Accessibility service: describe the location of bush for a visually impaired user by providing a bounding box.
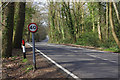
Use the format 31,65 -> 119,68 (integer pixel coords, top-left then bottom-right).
62,38 -> 74,44
99,39 -> 116,48
76,32 -> 99,47
76,32 -> 118,49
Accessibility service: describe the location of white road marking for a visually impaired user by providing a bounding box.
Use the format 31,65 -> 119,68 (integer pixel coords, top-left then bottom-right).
87,54 -> 117,63
64,45 -> 118,64
62,46 -> 117,64
86,48 -> 118,55
88,55 -> 97,58
103,59 -> 108,60
110,61 -> 117,63
27,43 -> 79,79
74,51 -> 78,52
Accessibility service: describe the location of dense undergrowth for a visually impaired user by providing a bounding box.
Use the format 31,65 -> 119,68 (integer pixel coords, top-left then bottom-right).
49,32 -> 120,53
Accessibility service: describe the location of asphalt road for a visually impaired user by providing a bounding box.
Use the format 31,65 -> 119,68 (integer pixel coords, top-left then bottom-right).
29,42 -> 119,79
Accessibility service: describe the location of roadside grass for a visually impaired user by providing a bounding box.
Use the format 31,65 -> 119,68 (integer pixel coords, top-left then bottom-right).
103,47 -> 120,53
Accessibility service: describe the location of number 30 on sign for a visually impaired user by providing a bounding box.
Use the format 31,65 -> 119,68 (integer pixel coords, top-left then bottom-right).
28,23 -> 38,33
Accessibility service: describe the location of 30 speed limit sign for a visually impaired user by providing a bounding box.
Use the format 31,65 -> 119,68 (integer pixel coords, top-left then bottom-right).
28,23 -> 38,33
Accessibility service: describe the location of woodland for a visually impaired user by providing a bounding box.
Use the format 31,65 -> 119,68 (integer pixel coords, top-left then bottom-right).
1,1 -> 120,58
2,2 -> 47,57
48,2 -> 120,52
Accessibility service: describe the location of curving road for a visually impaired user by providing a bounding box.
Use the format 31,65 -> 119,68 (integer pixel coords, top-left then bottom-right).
29,42 -> 119,79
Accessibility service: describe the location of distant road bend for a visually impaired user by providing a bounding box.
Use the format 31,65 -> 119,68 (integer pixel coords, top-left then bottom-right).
28,42 -> 119,79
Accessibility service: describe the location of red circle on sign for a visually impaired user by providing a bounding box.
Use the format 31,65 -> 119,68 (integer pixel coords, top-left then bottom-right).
28,23 -> 38,33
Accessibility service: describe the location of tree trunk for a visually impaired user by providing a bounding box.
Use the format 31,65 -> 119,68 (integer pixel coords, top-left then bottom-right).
109,2 -> 120,48
0,2 -> 2,52
0,2 -> 2,27
27,31 -> 30,42
61,7 -> 65,40
113,2 -> 120,24
106,2 -> 109,39
118,2 -> 120,16
14,2 -> 26,48
92,9 -> 95,32
2,2 -> 15,57
81,6 -> 84,33
63,2 -> 76,43
98,3 -> 102,41
49,2 -> 55,42
98,20 -> 102,41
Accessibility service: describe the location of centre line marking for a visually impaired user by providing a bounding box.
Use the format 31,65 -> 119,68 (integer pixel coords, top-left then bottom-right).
27,43 -> 79,79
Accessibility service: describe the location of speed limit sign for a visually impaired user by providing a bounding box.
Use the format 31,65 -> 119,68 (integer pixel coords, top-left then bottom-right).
28,23 -> 38,33
28,23 -> 38,70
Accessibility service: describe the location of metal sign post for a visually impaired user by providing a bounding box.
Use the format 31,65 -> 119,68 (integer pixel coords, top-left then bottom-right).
32,33 -> 36,69
28,23 -> 38,70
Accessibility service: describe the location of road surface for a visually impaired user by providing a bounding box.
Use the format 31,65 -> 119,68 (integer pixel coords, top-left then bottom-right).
29,42 -> 119,79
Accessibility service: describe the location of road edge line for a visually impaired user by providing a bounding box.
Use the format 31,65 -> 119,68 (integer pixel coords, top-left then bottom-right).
27,43 -> 79,79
